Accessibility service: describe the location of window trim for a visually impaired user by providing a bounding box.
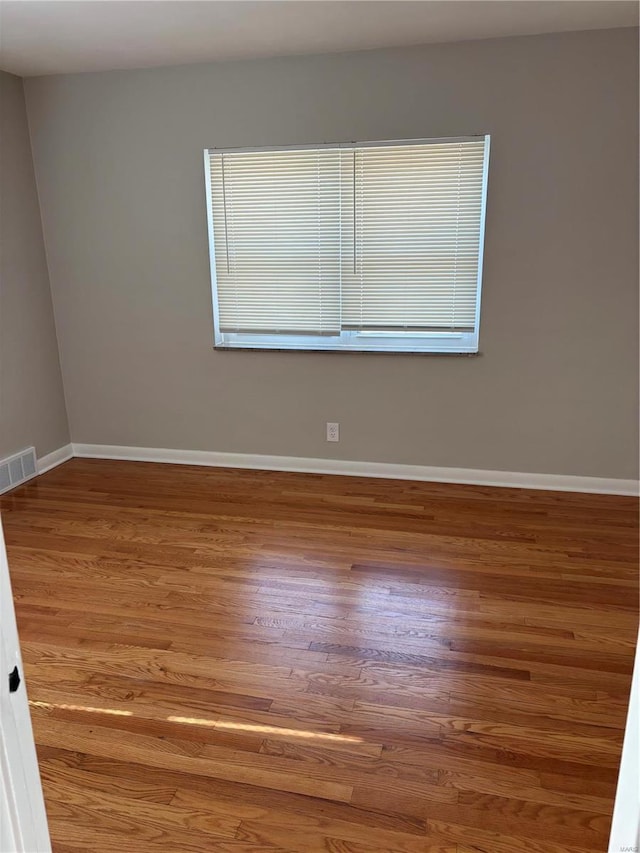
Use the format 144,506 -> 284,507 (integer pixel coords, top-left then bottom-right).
215,330 -> 478,353
204,135 -> 490,354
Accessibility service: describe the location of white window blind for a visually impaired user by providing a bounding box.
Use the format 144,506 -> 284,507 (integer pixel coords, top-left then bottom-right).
205,136 -> 490,352
208,148 -> 342,335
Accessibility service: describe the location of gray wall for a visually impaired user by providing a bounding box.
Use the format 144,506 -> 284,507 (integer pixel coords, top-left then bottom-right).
0,71 -> 69,460
24,28 -> 639,478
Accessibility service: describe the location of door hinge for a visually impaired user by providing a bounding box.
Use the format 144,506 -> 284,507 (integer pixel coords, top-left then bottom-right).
8,665 -> 20,693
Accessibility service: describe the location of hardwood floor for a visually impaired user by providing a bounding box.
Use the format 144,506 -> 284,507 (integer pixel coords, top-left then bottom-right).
1,458 -> 638,853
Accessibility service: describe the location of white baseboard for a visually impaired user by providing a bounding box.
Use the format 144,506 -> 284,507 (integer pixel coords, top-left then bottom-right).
70,443 -> 639,496
37,443 -> 74,475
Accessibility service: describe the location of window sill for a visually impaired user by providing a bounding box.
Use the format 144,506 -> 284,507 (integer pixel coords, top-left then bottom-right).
213,346 -> 482,356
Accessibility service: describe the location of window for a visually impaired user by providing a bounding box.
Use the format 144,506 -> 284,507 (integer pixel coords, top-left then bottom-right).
204,136 -> 490,353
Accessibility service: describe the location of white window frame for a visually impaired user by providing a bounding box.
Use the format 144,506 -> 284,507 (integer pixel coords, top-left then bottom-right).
204,136 -> 490,354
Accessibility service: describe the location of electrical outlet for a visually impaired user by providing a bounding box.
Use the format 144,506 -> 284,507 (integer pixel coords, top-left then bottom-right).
326,422 -> 340,442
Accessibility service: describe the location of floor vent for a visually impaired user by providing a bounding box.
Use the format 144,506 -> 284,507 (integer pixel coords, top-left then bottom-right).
0,447 -> 38,495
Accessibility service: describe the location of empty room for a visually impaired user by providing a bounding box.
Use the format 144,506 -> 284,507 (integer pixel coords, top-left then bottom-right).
0,1 -> 638,851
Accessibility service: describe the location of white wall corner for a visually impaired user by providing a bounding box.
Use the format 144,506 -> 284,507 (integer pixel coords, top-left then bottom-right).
70,443 -> 640,497
37,443 -> 74,475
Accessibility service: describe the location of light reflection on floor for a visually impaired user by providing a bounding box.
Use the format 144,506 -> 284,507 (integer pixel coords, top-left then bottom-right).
30,700 -> 133,717
29,699 -> 363,743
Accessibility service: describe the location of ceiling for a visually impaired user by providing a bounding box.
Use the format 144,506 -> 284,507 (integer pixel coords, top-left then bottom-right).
0,0 -> 637,77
